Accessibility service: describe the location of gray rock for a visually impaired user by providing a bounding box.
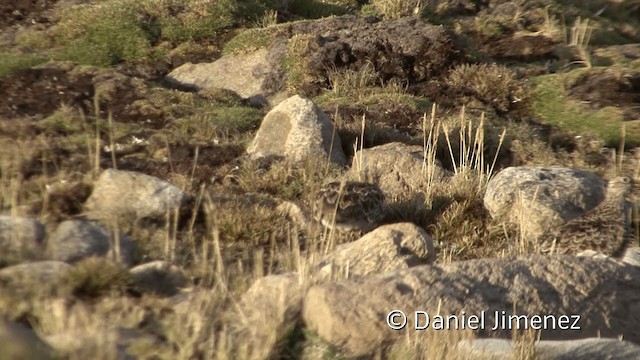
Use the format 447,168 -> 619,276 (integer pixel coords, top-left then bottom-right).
84,169 -> 189,221
165,45 -> 288,107
348,142 -> 449,199
0,216 -> 46,261
246,95 -> 346,166
130,261 -> 186,296
483,167 -> 606,240
229,273 -> 304,360
303,255 -> 640,357
318,222 -> 435,280
0,319 -> 53,360
457,338 -> 640,360
44,327 -> 158,360
47,220 -> 134,265
0,261 -> 71,284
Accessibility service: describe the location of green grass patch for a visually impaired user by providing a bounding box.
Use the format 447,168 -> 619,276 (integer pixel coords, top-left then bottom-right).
159,0 -> 237,42
0,52 -> 48,78
530,70 -> 640,147
173,105 -> 263,143
54,2 -> 152,66
223,27 -> 277,55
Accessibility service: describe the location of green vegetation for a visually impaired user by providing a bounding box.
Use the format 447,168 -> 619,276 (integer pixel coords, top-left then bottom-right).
0,52 -> 48,78
530,70 -> 640,147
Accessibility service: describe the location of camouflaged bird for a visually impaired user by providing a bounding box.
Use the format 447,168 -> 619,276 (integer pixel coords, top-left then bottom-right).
538,176 -> 636,257
313,181 -> 385,232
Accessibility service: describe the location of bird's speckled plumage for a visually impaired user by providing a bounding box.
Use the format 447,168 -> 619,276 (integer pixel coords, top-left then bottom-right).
539,176 -> 636,257
313,181 -> 385,232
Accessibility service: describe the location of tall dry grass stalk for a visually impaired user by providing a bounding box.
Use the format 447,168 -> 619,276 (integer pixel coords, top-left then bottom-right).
565,16 -> 593,68
442,107 -> 506,190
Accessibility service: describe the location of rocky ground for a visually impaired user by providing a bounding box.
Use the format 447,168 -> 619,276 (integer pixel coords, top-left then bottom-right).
1,0 -> 640,359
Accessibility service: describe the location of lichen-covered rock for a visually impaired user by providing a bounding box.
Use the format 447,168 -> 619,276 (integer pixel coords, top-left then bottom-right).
318,222 -> 434,280
483,166 -> 606,240
304,255 -> 640,357
246,95 -> 346,165
348,142 -> 449,199
84,169 -> 189,222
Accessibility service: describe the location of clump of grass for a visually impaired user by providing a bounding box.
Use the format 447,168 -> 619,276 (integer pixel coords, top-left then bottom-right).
369,0 -> 421,19
59,257 -> 132,298
283,34 -> 315,93
562,16 -> 593,68
172,105 -> 263,143
286,0 -> 356,18
223,27 -> 278,55
53,2 -> 152,66
157,0 -> 237,42
447,63 -> 526,113
50,0 -> 252,66
0,52 -> 48,78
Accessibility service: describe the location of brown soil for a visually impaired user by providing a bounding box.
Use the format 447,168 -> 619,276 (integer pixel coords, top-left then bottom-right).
118,143 -> 245,187
0,0 -> 58,29
568,69 -> 640,120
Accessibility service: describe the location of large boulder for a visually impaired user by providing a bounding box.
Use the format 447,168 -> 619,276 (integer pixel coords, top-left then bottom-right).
246,95 -> 346,165
303,255 -> 640,357
165,45 -> 288,107
46,220 -> 135,265
84,169 -> 189,222
348,142 -> 449,199
483,167 -> 606,240
457,338 -> 640,360
317,222 -> 435,280
0,216 -> 46,262
229,273 -> 304,360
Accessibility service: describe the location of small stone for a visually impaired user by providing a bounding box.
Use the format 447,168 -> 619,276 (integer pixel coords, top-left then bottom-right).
130,261 -> 186,296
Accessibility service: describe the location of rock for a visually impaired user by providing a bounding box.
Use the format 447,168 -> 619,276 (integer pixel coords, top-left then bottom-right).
130,261 -> 186,296
457,338 -> 640,360
84,169 -> 189,221
317,223 -> 434,280
483,166 -> 606,240
44,327 -> 158,360
303,255 -> 640,357
165,45 -> 288,107
229,273 -> 304,360
348,142 -> 449,199
47,220 -> 134,265
0,261 -> 71,285
0,319 -> 53,360
621,247 -> 640,267
0,216 -> 46,261
246,95 -> 346,165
